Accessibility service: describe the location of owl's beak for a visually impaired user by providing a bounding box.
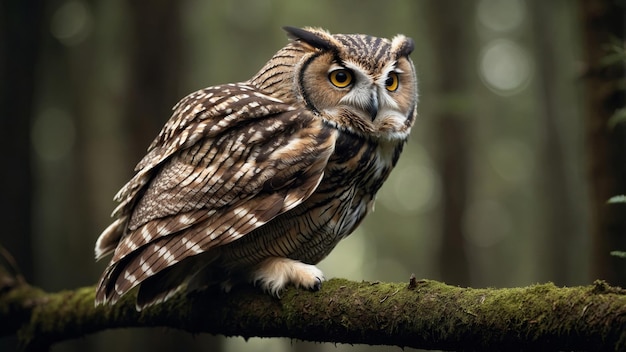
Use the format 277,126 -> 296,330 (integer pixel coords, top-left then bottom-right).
366,93 -> 379,121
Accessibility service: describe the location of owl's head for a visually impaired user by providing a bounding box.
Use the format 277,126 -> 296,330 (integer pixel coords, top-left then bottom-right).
251,26 -> 418,141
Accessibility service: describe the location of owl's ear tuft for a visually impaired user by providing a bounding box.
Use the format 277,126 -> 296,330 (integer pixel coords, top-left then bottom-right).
401,38 -> 415,56
392,34 -> 415,57
283,26 -> 334,51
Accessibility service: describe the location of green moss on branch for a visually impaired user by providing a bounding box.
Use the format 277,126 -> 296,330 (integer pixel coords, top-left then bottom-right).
1,278 -> 625,351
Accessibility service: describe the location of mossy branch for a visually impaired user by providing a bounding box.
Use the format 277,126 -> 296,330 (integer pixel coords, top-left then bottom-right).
1,277 -> 626,351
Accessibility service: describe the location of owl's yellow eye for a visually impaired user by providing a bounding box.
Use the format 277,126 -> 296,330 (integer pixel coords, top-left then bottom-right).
385,72 -> 399,92
329,69 -> 353,88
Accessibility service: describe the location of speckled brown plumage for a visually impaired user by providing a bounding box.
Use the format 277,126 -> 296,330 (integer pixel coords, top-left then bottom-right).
95,26 -> 418,310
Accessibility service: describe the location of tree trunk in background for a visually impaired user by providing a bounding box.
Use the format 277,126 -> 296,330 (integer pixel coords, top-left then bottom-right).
125,0 -> 185,160
580,0 -> 626,286
0,1 -> 44,351
0,0 -> 44,285
425,0 -> 473,287
530,0 -> 581,285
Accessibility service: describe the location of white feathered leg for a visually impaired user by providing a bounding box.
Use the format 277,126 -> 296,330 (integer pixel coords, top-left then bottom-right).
250,257 -> 325,296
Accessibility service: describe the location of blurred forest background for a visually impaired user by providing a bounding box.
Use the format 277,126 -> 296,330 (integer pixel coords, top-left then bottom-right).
1,0 -> 625,351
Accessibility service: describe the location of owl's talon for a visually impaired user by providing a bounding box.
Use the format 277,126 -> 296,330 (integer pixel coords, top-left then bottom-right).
251,257 -> 325,295
312,277 -> 323,291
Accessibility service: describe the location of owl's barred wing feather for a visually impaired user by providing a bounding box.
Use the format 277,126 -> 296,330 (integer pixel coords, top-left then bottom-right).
95,83 -> 337,306
112,84 -> 290,218
95,83 -> 312,259
112,116 -> 334,265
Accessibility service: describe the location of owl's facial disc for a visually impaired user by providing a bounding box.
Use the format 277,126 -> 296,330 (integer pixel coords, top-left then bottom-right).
293,31 -> 416,139
336,65 -> 398,122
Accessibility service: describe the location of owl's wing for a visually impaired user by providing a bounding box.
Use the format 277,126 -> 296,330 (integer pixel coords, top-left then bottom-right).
95,83 -> 336,305
114,84 -> 298,219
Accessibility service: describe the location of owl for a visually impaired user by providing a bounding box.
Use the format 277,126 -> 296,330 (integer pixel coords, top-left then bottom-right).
95,26 -> 417,310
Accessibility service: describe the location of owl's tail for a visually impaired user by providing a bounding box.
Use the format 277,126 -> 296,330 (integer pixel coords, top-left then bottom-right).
95,250 -> 219,311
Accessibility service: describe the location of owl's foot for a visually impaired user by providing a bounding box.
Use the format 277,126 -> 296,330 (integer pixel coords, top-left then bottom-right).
251,257 -> 325,296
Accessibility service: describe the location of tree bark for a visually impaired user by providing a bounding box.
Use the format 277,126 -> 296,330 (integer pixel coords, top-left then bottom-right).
124,0 -> 184,160
2,275 -> 625,351
0,0 -> 45,285
425,0 -> 473,287
580,0 -> 626,286
530,0 -> 584,285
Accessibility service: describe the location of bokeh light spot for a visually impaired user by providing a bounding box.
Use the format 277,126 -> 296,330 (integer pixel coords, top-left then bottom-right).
477,0 -> 526,33
479,39 -> 532,96
51,1 -> 93,46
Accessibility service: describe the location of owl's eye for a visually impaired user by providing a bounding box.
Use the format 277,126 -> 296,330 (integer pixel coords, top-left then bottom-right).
329,69 -> 353,88
385,72 -> 399,92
